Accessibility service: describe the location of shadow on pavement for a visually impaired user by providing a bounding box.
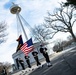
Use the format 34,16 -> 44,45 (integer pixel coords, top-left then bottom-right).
29,48 -> 76,75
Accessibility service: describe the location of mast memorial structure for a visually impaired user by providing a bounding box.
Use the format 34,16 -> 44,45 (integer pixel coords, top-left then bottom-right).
10,3 -> 43,70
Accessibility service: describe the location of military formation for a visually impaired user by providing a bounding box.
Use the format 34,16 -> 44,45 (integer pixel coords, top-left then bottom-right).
16,45 -> 52,70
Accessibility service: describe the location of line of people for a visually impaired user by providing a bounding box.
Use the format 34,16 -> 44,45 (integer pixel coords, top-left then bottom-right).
17,45 -> 52,70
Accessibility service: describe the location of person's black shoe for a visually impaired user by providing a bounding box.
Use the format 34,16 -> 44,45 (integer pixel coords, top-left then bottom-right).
48,64 -> 52,67
32,68 -> 34,70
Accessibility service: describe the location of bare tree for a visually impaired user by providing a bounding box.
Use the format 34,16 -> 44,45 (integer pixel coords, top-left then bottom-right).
53,39 -> 63,52
64,0 -> 76,8
0,22 -> 7,44
67,35 -> 73,41
32,24 -> 55,42
0,62 -> 12,74
45,3 -> 76,42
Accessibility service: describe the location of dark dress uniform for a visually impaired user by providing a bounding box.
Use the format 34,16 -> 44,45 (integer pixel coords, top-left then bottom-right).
16,58 -> 19,69
40,47 -> 50,63
40,46 -> 52,67
32,51 -> 41,66
1,67 -> 7,75
24,56 -> 31,68
18,58 -> 25,70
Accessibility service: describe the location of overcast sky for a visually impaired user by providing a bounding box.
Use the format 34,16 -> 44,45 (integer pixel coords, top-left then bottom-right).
0,0 -> 72,64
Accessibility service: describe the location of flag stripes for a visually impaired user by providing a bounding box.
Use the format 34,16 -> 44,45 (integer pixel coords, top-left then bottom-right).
20,38 -> 34,56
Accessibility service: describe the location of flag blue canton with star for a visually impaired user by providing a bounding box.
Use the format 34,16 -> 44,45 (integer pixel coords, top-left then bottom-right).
20,38 -> 34,56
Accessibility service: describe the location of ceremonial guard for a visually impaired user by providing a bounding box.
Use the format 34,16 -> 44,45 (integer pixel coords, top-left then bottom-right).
40,45 -> 52,67
32,51 -> 42,67
18,58 -> 25,70
24,56 -> 31,68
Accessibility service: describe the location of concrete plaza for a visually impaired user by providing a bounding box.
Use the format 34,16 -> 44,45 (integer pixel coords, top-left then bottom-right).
12,46 -> 76,75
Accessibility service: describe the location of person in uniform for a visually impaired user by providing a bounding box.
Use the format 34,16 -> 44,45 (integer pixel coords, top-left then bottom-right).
24,56 -> 31,68
32,51 -> 42,67
16,58 -> 19,70
1,67 -> 7,75
18,58 -> 25,70
40,45 -> 52,67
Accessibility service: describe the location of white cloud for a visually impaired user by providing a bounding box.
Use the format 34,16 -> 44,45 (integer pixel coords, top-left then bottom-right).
0,0 -> 73,64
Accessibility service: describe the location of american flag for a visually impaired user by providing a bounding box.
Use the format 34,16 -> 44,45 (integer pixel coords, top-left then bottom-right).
20,38 -> 34,56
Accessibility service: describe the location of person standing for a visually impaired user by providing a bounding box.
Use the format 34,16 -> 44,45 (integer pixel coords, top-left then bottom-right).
1,67 -> 7,75
24,56 -> 31,68
32,51 -> 42,67
16,58 -> 19,70
18,58 -> 25,70
40,45 -> 52,67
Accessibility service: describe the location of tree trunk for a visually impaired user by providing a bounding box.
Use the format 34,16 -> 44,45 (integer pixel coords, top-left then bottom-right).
70,30 -> 76,42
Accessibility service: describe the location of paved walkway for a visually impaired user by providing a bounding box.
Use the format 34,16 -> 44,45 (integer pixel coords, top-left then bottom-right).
12,46 -> 76,75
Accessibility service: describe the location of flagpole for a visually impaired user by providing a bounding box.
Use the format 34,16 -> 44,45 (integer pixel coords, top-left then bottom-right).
10,3 -> 28,41
16,13 -> 28,40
